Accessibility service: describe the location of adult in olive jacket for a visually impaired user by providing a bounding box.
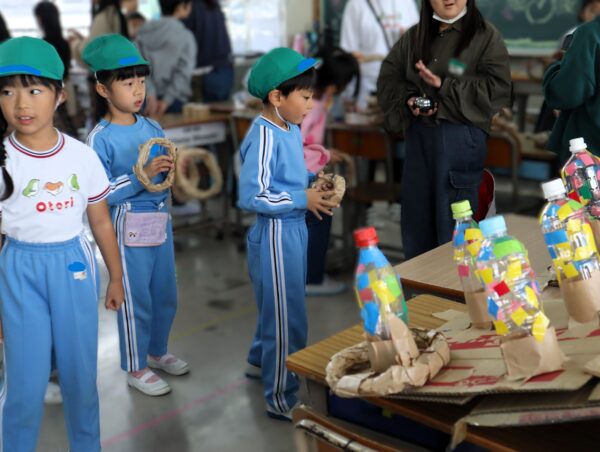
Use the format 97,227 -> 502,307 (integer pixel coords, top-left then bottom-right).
377,0 -> 511,259
544,15 -> 600,163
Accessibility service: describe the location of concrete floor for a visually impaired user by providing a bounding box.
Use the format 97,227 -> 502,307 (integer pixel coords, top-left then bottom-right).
37,215 -> 361,452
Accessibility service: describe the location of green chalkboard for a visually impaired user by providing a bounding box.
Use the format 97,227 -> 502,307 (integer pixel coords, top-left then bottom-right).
477,0 -> 580,55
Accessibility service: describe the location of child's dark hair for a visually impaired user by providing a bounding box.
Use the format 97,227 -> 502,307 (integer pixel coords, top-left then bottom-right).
160,0 -> 192,16
94,64 -> 151,121
262,68 -> 317,105
314,48 -> 360,99
0,75 -> 62,200
127,12 -> 146,22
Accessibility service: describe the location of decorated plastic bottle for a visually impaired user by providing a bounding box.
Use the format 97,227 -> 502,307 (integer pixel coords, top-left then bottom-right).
353,227 -> 408,338
561,137 -> 600,218
540,178 -> 600,282
452,200 -> 484,292
451,200 -> 492,328
476,216 -> 549,342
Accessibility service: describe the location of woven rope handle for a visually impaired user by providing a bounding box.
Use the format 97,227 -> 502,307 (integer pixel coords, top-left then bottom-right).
133,137 -> 177,193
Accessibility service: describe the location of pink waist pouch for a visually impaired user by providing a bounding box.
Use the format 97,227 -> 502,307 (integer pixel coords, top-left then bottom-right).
124,212 -> 168,247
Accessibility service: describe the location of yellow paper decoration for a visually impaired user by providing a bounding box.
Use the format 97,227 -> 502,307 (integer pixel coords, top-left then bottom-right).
564,263 -> 579,279
478,268 -> 494,285
566,218 -> 582,233
555,242 -> 573,260
467,241 -> 482,257
465,228 -> 483,241
372,280 -> 395,305
532,312 -> 550,343
524,285 -> 539,309
493,320 -> 510,336
583,223 -> 597,250
368,270 -> 378,285
511,307 -> 528,326
454,249 -> 465,261
506,261 -> 522,281
557,204 -> 574,222
574,246 -> 594,261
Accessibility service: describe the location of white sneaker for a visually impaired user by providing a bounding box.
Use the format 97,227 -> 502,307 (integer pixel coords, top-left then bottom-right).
366,206 -> 386,228
127,370 -> 171,396
244,363 -> 262,380
148,353 -> 190,376
306,275 -> 347,297
388,203 -> 401,222
44,382 -> 63,405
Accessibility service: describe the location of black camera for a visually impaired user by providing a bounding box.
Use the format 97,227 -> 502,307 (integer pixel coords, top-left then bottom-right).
414,96 -> 433,112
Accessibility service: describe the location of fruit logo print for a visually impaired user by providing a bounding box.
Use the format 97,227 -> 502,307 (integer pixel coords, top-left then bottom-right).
22,174 -> 81,213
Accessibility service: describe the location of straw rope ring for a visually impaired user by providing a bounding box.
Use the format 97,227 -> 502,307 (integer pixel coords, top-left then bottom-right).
133,138 -> 177,192
174,148 -> 223,200
172,160 -> 200,203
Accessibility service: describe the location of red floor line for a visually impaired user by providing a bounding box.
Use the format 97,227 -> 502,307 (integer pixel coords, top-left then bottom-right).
101,377 -> 248,449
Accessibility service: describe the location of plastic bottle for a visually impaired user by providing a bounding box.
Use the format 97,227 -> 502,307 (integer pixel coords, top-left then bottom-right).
476,216 -> 548,342
353,227 -> 408,339
451,200 -> 492,328
540,178 -> 600,282
561,137 -> 600,218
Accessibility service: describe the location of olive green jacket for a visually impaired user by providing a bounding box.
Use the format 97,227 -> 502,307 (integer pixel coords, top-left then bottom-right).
377,19 -> 512,135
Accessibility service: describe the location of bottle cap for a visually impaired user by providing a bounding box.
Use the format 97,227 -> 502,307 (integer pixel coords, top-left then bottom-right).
569,137 -> 587,153
354,226 -> 379,247
451,200 -> 473,219
541,178 -> 566,200
479,215 -> 507,238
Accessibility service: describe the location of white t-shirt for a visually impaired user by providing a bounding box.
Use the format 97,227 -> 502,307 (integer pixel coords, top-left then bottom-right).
0,131 -> 110,243
340,0 -> 419,108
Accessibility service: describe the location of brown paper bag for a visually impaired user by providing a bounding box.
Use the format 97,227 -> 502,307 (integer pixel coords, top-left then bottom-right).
464,290 -> 493,329
367,314 -> 419,372
559,271 -> 600,324
500,327 -> 566,380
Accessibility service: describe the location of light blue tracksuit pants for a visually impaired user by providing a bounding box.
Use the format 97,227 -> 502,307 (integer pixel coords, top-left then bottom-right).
0,236 -> 100,452
112,203 -> 178,372
246,213 -> 308,413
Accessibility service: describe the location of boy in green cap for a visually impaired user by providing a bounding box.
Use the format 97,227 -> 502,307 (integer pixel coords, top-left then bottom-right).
238,47 -> 338,421
84,34 -> 190,397
0,36 -> 125,451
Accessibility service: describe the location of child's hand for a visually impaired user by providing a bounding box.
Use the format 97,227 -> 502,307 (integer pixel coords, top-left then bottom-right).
105,279 -> 125,311
306,187 -> 339,220
143,155 -> 174,179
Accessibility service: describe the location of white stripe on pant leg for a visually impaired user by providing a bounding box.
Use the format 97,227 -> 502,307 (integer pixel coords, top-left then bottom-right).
79,236 -> 96,294
115,206 -> 139,371
0,348 -> 7,452
268,219 -> 284,413
120,206 -> 139,370
275,219 -> 290,412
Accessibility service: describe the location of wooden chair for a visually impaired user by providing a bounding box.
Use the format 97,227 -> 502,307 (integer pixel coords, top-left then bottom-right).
293,406 -> 410,452
326,124 -> 402,259
485,129 -> 521,206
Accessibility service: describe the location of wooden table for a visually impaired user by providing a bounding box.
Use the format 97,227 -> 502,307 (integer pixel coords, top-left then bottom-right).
395,214 -> 553,300
287,295 -> 600,451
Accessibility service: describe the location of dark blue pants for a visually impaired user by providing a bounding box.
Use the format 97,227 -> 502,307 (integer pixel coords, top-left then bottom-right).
203,64 -> 234,102
401,119 -> 487,259
305,212 -> 332,285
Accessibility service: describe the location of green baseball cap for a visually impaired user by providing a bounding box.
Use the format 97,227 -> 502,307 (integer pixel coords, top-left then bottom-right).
248,47 -> 318,100
83,34 -> 148,73
0,36 -> 64,80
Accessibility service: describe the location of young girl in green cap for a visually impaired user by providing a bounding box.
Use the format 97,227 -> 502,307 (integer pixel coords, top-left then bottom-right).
83,33 -> 189,397
0,36 -> 124,452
